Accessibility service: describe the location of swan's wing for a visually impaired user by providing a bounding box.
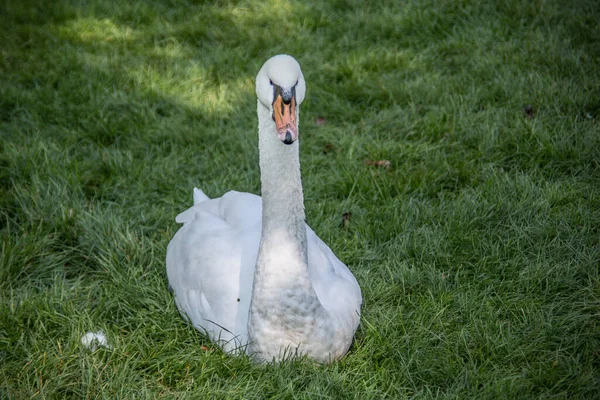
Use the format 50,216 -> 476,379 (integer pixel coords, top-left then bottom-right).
175,189 -> 262,228
306,226 -> 362,320
166,190 -> 262,351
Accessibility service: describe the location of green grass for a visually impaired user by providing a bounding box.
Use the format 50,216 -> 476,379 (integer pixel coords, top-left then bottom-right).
1,0 -> 599,398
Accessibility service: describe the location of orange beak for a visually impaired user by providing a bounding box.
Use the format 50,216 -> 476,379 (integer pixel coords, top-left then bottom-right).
272,92 -> 298,145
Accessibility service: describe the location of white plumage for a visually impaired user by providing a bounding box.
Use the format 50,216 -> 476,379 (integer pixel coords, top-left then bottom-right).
166,55 -> 362,363
81,331 -> 111,351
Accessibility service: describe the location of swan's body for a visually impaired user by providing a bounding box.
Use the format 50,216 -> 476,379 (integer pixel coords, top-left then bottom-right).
166,55 -> 362,363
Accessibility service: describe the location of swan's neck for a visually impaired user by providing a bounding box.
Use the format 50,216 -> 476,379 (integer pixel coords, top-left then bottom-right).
256,102 -> 307,264
248,102 -> 340,362
249,103 -> 326,357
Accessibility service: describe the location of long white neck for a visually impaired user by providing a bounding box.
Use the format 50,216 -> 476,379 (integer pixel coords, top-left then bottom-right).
248,102 -> 329,361
254,100 -> 309,283
248,101 -> 349,363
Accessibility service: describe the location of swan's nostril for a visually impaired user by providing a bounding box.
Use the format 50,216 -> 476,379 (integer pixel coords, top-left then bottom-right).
283,131 -> 293,145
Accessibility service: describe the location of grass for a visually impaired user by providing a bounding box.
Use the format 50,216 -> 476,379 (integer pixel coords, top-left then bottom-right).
1,0 -> 599,398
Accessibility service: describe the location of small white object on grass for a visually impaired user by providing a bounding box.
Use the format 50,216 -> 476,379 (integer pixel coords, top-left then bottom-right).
81,331 -> 111,351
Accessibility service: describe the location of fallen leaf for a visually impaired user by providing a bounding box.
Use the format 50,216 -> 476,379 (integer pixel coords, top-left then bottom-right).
323,143 -> 334,154
315,117 -> 327,126
523,104 -> 535,119
201,345 -> 210,351
364,160 -> 391,168
342,212 -> 352,229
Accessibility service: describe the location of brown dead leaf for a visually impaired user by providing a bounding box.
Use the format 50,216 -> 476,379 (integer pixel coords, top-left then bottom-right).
523,104 -> 535,119
323,143 -> 335,154
342,212 -> 352,229
201,345 -> 210,351
315,117 -> 327,126
364,160 -> 391,168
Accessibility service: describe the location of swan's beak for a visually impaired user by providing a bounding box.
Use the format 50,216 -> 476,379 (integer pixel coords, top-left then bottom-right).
272,89 -> 298,145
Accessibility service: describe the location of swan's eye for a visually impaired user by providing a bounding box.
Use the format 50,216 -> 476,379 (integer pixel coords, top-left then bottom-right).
269,79 -> 273,86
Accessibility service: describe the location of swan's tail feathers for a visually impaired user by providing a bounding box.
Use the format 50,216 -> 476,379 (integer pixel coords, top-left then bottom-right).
193,187 -> 210,204
174,188 -> 211,225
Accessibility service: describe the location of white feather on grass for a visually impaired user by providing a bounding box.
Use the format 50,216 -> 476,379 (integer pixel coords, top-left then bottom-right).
81,331 -> 111,351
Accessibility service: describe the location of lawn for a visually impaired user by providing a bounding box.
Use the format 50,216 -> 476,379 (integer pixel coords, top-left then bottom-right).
1,0 -> 599,398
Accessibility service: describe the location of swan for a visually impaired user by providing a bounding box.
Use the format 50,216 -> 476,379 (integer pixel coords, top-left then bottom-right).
166,55 -> 362,363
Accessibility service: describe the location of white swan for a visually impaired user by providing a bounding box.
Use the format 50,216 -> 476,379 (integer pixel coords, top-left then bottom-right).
166,55 -> 362,363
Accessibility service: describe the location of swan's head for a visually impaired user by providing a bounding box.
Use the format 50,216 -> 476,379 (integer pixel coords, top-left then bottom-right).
256,54 -> 306,145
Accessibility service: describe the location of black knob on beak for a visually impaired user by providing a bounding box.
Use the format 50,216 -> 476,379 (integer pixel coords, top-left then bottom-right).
281,90 -> 293,105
